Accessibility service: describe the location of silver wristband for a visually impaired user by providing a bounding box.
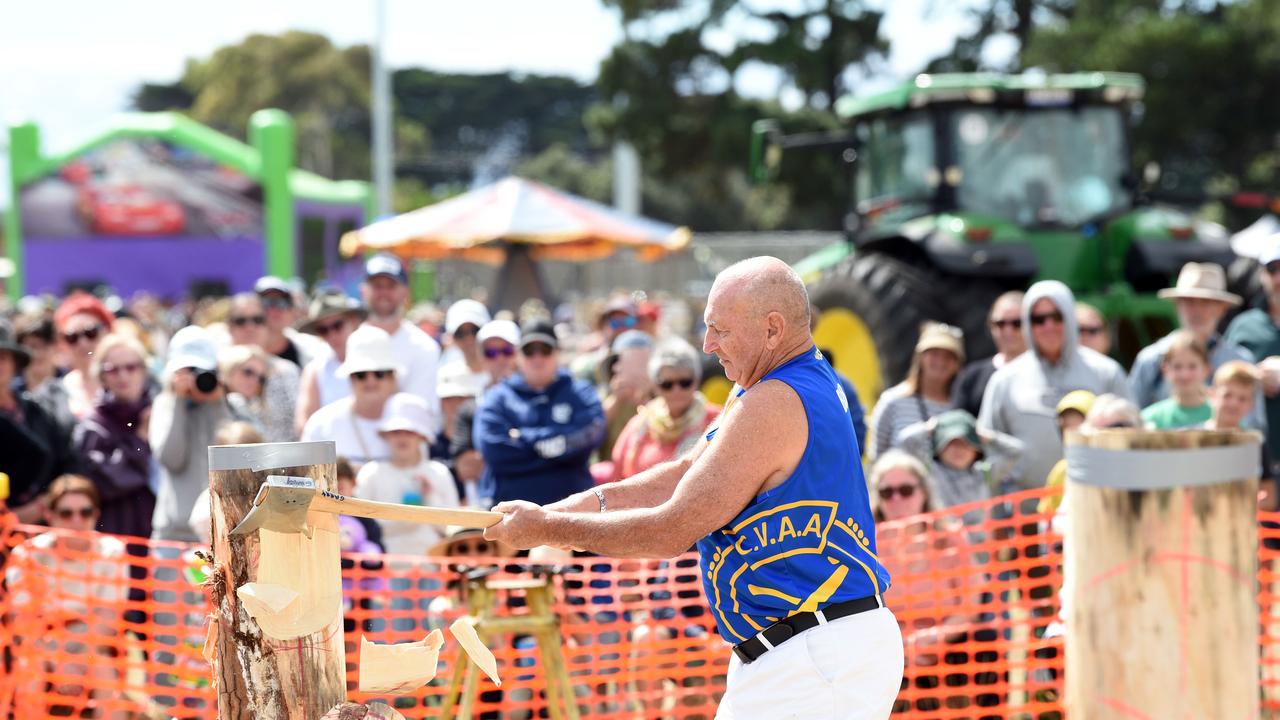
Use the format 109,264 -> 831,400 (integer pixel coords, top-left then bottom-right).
593,488 -> 607,513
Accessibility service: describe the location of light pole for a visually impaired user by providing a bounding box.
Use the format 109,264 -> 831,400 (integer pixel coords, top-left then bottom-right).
371,0 -> 394,217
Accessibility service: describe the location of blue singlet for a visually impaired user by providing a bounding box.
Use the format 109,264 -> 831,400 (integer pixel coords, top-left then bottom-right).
696,347 -> 891,642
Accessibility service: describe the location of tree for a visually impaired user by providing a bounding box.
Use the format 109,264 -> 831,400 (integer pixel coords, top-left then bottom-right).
1023,0 -> 1280,198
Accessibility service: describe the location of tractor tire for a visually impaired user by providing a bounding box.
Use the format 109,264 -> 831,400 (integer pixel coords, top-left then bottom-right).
809,253 -> 942,406
931,276 -> 1007,364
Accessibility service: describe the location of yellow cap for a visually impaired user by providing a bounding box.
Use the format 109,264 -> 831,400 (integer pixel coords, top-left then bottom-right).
0,472 -> 8,502
1057,390 -> 1097,417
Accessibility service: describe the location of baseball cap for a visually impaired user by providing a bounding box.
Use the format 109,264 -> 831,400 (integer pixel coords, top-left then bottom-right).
477,319 -> 520,347
931,409 -> 982,457
1057,390 -> 1097,417
437,363 -> 484,399
915,322 -> 965,363
445,299 -> 491,335
599,295 -> 637,320
519,318 -> 558,349
364,253 -> 408,284
253,276 -> 293,297
611,329 -> 654,353
165,325 -> 219,374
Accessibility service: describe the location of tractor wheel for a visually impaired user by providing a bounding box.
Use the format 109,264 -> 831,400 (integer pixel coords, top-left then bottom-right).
809,253 -> 942,406
931,276 -> 1007,364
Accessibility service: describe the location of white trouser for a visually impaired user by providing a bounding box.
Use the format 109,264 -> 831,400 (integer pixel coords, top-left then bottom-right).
716,606 -> 904,720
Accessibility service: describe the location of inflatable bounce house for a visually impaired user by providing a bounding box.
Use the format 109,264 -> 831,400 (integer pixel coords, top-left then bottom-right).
4,109 -> 371,301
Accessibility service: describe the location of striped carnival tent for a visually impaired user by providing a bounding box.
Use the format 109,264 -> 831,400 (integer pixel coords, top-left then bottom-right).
338,176 -> 691,265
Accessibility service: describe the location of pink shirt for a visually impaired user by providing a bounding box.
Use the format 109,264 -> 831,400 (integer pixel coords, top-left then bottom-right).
604,403 -> 721,482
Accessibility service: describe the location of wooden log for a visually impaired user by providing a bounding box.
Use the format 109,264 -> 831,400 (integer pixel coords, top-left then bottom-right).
207,441 -> 346,720
1064,429 -> 1260,720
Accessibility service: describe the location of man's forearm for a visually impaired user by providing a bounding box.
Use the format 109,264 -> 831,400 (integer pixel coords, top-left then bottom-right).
545,456 -> 691,514
543,506 -> 690,559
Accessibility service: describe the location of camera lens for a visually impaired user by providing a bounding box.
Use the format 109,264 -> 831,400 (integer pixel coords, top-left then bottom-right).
194,370 -> 219,393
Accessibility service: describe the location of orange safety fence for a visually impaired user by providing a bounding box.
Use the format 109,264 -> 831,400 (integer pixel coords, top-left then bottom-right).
0,488 -> 1275,719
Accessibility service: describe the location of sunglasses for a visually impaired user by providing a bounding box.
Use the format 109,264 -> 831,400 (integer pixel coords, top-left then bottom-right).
230,315 -> 267,327
237,366 -> 266,383
990,319 -> 1022,331
312,318 -> 347,337
1267,261 -> 1280,276
608,315 -> 637,331
878,485 -> 918,500
658,377 -> 695,391
1030,311 -> 1064,327
483,346 -> 516,359
55,507 -> 96,520
261,296 -> 293,311
453,325 -> 478,339
102,361 -> 144,377
351,370 -> 393,381
63,325 -> 103,345
522,344 -> 554,358
1079,325 -> 1106,336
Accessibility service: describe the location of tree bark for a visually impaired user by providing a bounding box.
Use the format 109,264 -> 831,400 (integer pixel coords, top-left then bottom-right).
207,441 -> 346,720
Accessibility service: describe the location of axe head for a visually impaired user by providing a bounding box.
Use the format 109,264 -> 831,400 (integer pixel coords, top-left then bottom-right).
230,475 -> 319,537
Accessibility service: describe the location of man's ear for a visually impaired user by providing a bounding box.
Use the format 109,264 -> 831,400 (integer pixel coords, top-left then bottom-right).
765,311 -> 787,349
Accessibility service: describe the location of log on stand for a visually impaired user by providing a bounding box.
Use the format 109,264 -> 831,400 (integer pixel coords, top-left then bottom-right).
1064,429 -> 1261,720
207,441 -> 346,720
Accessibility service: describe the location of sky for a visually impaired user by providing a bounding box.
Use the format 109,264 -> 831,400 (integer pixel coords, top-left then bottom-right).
0,0 -> 988,206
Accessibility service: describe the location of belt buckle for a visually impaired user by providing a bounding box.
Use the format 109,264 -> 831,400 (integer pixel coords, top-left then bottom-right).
733,643 -> 756,664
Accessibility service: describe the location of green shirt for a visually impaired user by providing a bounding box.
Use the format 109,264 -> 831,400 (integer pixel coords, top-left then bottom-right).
1224,308 -> 1280,447
1141,397 -> 1212,430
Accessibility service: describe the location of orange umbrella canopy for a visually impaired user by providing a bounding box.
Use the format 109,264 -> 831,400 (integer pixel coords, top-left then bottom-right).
339,176 -> 691,264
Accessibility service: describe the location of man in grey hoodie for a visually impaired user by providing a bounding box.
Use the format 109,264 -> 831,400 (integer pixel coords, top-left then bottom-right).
978,281 -> 1131,491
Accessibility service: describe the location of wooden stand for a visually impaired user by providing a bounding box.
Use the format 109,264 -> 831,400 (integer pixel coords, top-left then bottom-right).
1064,429 -> 1260,720
207,441 -> 346,720
441,573 -> 580,720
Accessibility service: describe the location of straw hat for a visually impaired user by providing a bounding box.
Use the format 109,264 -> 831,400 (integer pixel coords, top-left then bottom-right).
914,322 -> 965,363
426,525 -> 516,558
336,325 -> 404,378
1157,262 -> 1241,306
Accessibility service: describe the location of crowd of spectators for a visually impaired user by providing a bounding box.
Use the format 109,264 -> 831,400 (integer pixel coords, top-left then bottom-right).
5,246 -> 1280,553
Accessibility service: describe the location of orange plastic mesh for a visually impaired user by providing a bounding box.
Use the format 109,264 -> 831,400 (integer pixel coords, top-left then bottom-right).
0,488 -> 1271,718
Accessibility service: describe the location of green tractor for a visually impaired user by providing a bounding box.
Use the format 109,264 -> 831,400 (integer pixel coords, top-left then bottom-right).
753,72 -> 1255,407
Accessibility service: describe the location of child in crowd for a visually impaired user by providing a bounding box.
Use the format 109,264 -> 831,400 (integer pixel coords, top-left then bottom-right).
1141,331 -> 1211,429
336,458 -> 383,554
1039,390 -> 1096,514
1203,360 -> 1262,432
355,394 -> 459,555
897,409 -> 1024,510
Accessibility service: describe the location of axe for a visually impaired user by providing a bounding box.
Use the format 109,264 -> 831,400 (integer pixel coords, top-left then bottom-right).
231,475 -> 501,537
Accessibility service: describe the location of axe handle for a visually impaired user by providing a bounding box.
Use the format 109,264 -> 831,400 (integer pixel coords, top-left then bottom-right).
308,492 -> 502,528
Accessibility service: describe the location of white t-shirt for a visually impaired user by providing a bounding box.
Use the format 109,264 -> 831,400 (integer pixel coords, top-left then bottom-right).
301,396 -> 391,465
355,457 -> 459,555
386,320 -> 443,437
306,351 -> 351,408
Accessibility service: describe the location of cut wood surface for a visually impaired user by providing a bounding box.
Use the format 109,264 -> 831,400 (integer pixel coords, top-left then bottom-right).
1064,430 -> 1259,720
208,442 -> 345,720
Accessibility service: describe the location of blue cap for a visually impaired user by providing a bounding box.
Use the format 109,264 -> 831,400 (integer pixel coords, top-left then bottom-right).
364,253 -> 408,284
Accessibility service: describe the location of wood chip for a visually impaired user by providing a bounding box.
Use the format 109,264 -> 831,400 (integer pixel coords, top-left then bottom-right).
450,616 -> 501,686
358,629 -> 444,694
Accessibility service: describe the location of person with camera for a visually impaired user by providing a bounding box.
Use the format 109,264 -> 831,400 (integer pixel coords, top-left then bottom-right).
149,325 -> 230,542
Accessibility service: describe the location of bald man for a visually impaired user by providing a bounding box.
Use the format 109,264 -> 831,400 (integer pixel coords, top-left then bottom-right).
486,256 -> 903,718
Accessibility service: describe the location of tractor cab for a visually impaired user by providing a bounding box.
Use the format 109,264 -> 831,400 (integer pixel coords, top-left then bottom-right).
752,73 -> 1248,405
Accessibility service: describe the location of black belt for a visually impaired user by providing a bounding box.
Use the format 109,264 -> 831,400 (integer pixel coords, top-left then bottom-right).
732,594 -> 884,665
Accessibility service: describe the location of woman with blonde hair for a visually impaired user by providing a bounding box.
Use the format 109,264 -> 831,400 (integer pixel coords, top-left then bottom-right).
74,333 -> 156,537
219,344 -> 290,441
868,322 -> 965,460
